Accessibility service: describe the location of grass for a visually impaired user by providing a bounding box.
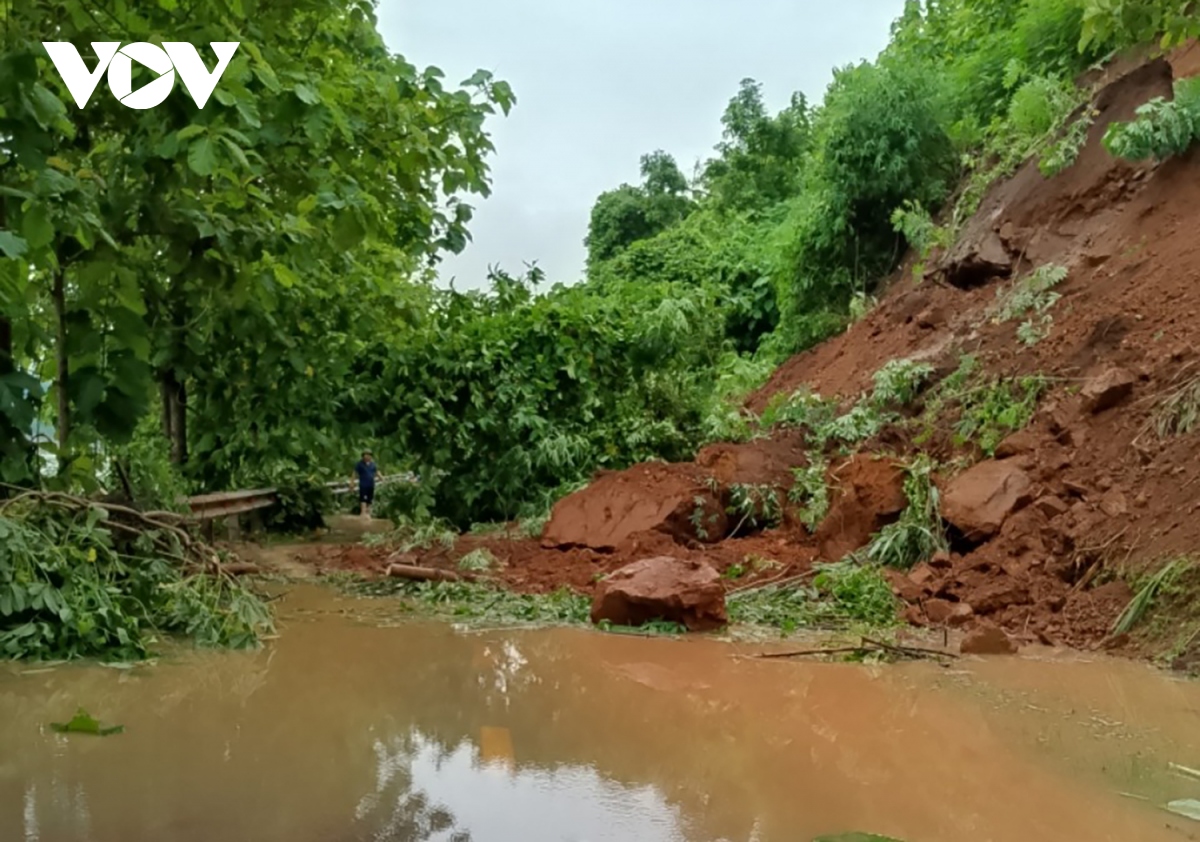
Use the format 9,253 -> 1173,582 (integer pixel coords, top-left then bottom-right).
346,578 -> 591,627
1153,373 -> 1200,439
1113,557 -> 1195,637
727,561 -> 899,634
457,548 -> 498,573
727,483 -> 784,535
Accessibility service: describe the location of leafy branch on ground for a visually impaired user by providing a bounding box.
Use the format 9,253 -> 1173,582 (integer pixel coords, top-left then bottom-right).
864,456 -> 948,571
993,263 -> 1068,345
1104,77 -> 1200,163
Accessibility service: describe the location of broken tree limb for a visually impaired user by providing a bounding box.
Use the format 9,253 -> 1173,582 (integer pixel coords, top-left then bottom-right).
754,636 -> 957,662
385,563 -> 481,583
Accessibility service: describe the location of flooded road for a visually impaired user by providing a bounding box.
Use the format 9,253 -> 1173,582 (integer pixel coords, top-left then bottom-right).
2,584 -> 1199,842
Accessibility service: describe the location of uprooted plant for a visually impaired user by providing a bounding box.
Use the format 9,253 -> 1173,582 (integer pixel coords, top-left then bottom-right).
727,483 -> 784,535
727,560 -> 898,634
0,492 -> 273,661
864,456 -> 948,571
994,263 -> 1068,345
788,458 -> 830,532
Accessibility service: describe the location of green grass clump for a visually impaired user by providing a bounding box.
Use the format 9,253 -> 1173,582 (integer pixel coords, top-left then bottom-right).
864,456 -> 947,571
349,579 -> 591,627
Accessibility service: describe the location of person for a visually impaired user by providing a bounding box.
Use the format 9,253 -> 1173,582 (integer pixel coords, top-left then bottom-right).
351,450 -> 383,518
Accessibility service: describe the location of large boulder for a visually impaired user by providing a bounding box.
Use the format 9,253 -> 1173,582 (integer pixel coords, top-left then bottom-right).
815,455 -> 908,561
941,460 -> 1033,543
590,557 -> 727,632
543,463 -> 724,550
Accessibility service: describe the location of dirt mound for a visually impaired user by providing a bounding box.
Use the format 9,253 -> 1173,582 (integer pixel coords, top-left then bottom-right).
815,455 -> 907,561
542,462 -> 722,551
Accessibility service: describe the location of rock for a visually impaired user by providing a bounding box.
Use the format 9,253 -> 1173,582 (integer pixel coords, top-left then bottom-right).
908,562 -> 936,587
815,455 -> 907,561
948,603 -> 975,626
916,306 -> 944,329
1034,495 -> 1070,519
1099,490 -> 1128,517
929,550 -> 953,568
885,570 -> 924,603
941,460 -> 1034,542
1081,367 -> 1136,414
994,429 -> 1041,459
961,624 -> 1018,655
1063,479 -> 1090,498
924,598 -> 958,624
589,557 -> 727,631
970,580 -> 1032,613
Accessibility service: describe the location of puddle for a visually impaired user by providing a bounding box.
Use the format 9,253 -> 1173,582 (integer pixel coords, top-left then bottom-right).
1,584 -> 1198,841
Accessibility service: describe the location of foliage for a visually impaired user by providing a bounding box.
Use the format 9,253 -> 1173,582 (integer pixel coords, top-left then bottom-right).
727,483 -> 784,535
50,708 -> 124,737
789,458 -> 830,531
1080,0 -> 1200,51
0,500 -> 272,660
373,477 -> 438,524
726,561 -> 897,633
864,456 -> 947,570
0,0 -> 514,491
349,578 -> 590,627
380,517 -> 458,554
1040,107 -> 1098,176
1113,556 -> 1193,636
457,548 -> 497,573
956,375 -> 1048,455
585,151 -> 693,265
264,476 -> 333,533
872,358 -> 935,407
1153,372 -> 1200,438
994,263 -> 1069,343
1104,77 -> 1200,162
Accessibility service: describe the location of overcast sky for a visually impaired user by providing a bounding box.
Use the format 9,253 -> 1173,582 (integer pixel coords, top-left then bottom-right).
377,1 -> 905,290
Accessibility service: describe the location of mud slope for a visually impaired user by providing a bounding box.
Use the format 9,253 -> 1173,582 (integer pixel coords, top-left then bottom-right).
337,46 -> 1200,652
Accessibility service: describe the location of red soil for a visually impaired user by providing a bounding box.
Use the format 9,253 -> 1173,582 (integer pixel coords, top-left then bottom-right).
320,48 -> 1200,654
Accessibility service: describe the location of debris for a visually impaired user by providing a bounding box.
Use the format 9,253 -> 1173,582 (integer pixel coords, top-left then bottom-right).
1081,367 -> 1136,413
941,460 -> 1034,542
590,556 -> 727,631
961,624 -> 1018,655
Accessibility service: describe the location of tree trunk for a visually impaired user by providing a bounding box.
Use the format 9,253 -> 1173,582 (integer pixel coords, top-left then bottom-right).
161,367 -> 188,465
52,269 -> 70,453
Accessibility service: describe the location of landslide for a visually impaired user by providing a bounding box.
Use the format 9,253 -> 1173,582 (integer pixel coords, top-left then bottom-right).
333,46 -> 1200,655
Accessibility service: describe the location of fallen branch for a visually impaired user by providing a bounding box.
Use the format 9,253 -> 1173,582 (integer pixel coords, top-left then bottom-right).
754,635 -> 957,662
385,563 -> 483,583
728,569 -> 816,597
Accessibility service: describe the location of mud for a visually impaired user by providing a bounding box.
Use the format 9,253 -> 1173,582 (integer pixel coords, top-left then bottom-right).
3,583 -> 1200,842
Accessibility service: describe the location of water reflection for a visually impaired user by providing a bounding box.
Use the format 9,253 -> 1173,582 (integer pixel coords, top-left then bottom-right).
1,584 -> 1197,842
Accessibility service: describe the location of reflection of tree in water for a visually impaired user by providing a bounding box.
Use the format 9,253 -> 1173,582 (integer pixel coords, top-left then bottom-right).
351,728 -> 470,842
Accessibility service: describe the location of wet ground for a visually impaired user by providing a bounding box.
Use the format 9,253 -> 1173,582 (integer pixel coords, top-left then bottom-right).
2,584 -> 1200,842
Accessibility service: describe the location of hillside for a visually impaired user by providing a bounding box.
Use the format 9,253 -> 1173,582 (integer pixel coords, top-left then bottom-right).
330,43 -> 1200,660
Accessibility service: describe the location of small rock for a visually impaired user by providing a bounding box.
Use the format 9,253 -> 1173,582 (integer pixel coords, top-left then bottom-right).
941,461 -> 1034,542
916,307 -> 944,329
961,624 -> 1018,655
1099,490 -> 1128,518
886,570 -> 925,603
994,430 -> 1041,459
908,562 -> 936,587
1063,480 -> 1090,498
1097,476 -> 1113,491
948,603 -> 975,626
1081,367 -> 1136,414
924,598 -> 958,624
930,551 -> 953,568
1034,495 -> 1069,519
1135,491 -> 1150,508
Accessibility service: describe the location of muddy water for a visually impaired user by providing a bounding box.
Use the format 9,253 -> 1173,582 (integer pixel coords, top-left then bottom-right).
2,586 -> 1199,842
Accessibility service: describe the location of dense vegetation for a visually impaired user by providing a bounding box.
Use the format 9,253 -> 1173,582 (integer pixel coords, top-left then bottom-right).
2,1 -> 1198,657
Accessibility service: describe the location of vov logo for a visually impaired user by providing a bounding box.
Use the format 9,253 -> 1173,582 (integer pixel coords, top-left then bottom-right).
42,42 -> 240,110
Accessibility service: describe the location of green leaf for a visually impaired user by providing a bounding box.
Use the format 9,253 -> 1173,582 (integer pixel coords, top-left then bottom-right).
1167,800 -> 1200,822
332,211 -> 366,250
49,708 -> 124,737
22,206 -> 54,251
177,125 -> 206,141
293,84 -> 320,105
0,231 -> 28,258
272,263 -> 300,288
187,137 -> 218,177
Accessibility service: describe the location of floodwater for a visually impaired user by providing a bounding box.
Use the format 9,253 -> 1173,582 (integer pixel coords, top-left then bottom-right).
3,586 -> 1200,842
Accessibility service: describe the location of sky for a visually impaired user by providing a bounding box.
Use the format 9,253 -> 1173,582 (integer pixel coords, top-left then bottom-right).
376,0 -> 906,290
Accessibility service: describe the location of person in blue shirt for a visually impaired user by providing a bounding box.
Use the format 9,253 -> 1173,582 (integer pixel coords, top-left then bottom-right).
351,450 -> 383,518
